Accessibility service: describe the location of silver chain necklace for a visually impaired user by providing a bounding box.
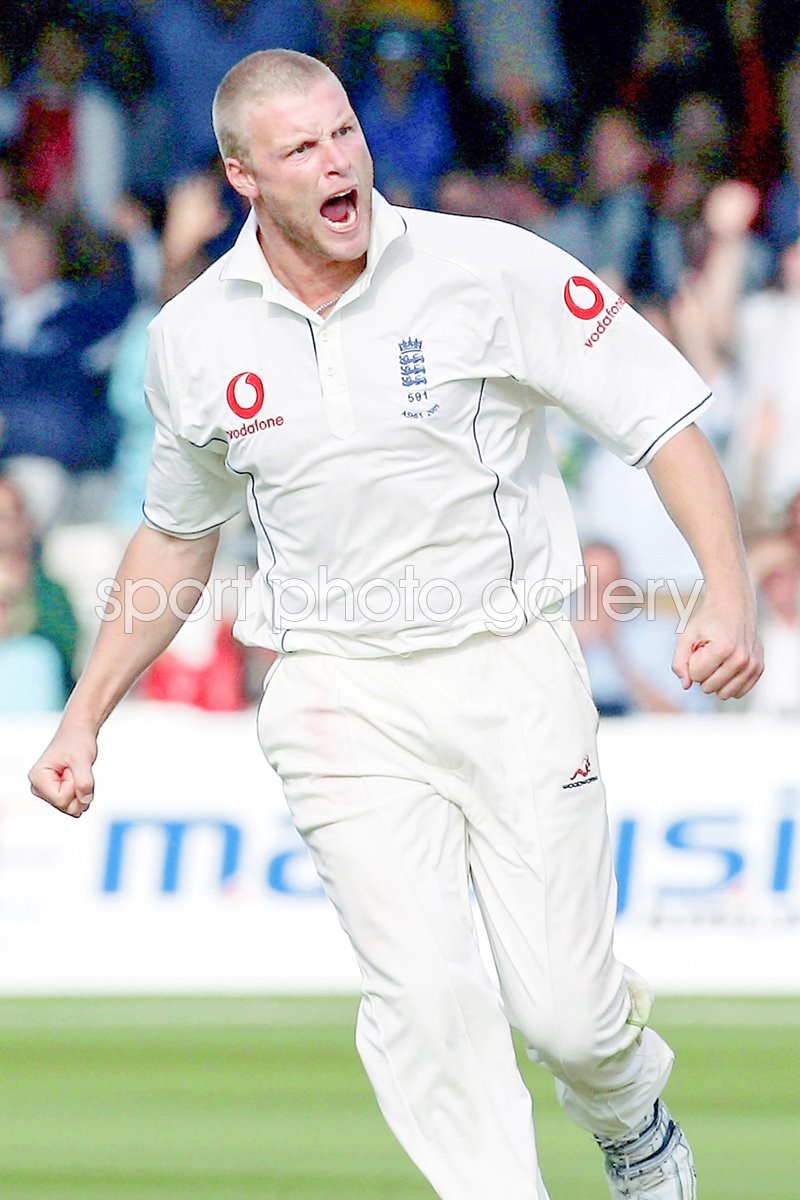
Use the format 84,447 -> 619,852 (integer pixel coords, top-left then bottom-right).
314,291 -> 345,315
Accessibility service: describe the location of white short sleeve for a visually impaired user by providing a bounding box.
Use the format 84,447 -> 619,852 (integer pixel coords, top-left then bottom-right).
142,315 -> 246,537
496,231 -> 713,466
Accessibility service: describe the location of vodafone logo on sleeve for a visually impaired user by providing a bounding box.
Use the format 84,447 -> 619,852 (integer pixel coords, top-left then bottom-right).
225,372 -> 284,439
563,276 -> 604,319
563,276 -> 627,349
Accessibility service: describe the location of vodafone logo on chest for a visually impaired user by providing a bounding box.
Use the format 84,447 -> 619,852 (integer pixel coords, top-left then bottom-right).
225,372 -> 284,440
563,276 -> 627,349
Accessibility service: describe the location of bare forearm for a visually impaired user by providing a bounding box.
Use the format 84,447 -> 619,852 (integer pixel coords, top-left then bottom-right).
646,423 -> 762,699
66,523 -> 219,731
30,524 -> 220,818
646,424 -> 750,600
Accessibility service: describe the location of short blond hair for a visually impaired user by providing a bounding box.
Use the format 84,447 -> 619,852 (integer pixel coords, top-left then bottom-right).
212,49 -> 335,164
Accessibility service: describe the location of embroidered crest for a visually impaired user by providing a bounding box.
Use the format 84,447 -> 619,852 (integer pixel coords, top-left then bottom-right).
398,337 -> 427,388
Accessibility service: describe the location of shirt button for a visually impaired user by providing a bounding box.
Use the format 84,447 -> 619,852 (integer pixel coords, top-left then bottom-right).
320,330 -> 329,342
326,365 -> 335,376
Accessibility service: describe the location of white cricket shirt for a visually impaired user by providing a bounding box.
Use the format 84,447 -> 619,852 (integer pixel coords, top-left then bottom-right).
143,192 -> 712,655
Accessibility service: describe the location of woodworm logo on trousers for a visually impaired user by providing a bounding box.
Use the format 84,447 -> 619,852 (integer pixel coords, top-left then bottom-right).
562,754 -> 598,789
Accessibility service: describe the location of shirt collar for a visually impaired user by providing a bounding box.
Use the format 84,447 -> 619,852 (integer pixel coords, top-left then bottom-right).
218,189 -> 407,314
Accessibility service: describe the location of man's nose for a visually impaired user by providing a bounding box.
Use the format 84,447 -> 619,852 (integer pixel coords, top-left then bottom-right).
322,135 -> 349,172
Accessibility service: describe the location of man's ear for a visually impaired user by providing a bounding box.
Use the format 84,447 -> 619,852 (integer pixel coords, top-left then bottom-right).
224,157 -> 259,200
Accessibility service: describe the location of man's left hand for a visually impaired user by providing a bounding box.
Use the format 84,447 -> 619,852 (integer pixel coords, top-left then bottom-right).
672,600 -> 764,700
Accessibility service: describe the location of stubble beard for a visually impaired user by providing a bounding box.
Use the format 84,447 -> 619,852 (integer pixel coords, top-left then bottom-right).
256,179 -> 372,267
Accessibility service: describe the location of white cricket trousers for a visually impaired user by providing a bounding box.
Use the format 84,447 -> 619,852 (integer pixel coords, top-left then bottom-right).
257,617 -> 674,1200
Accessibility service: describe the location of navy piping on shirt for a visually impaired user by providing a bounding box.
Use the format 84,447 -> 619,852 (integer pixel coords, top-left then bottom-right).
141,506 -> 226,540
632,393 -> 712,467
306,317 -> 319,365
471,377 -> 526,622
223,458 -> 286,648
162,434 -> 281,611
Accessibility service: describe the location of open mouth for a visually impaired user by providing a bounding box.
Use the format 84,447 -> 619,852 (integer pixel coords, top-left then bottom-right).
320,188 -> 358,231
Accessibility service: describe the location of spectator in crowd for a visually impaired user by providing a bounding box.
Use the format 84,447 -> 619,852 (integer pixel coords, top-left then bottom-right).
107,172 -> 232,531
668,180 -> 761,366
499,72 -> 566,181
618,0 -> 720,143
5,22 -> 126,231
572,541 -> 710,716
784,490 -> 800,555
766,48 -> 800,252
616,0 -> 777,186
341,0 -> 456,91
315,0 -> 356,81
352,26 -> 456,208
746,532 -> 800,714
435,169 -> 490,217
104,192 -> 163,306
456,0 -> 570,117
725,0 -> 781,197
0,155 -> 21,275
0,40 -> 20,147
0,213 -> 134,531
0,476 -> 77,699
0,556 -> 66,711
544,108 -> 652,295
435,167 -> 552,229
139,610 -> 248,712
725,227 -> 800,531
647,94 -> 773,302
666,178 -> 762,455
142,0 -> 322,171
342,1 -> 504,174
89,8 -> 177,216
647,92 -> 732,299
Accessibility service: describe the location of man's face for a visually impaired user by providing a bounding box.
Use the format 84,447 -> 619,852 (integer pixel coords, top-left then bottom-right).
6,225 -> 58,295
781,240 -> 800,291
38,26 -> 87,88
228,76 -> 374,269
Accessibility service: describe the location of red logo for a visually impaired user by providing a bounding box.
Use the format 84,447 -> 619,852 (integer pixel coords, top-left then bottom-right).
563,276 -> 604,320
562,754 -> 598,790
226,372 -> 265,420
570,756 -> 591,780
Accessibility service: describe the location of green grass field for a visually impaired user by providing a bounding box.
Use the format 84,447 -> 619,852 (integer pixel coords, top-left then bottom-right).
0,996 -> 797,1199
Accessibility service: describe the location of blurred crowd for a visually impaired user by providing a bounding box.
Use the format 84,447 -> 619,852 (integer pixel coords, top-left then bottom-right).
1,0 -> 800,717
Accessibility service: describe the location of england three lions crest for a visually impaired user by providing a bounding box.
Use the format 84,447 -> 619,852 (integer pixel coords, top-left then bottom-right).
398,337 -> 427,388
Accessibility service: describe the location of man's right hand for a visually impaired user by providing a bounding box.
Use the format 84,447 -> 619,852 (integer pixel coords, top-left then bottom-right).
27,523 -> 221,820
29,724 -> 99,819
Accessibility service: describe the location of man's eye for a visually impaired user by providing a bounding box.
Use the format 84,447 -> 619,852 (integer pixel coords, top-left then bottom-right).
293,143 -> 311,156
335,125 -> 352,138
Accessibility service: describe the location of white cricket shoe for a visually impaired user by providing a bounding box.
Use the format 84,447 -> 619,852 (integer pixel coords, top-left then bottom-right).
595,1100 -> 697,1199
